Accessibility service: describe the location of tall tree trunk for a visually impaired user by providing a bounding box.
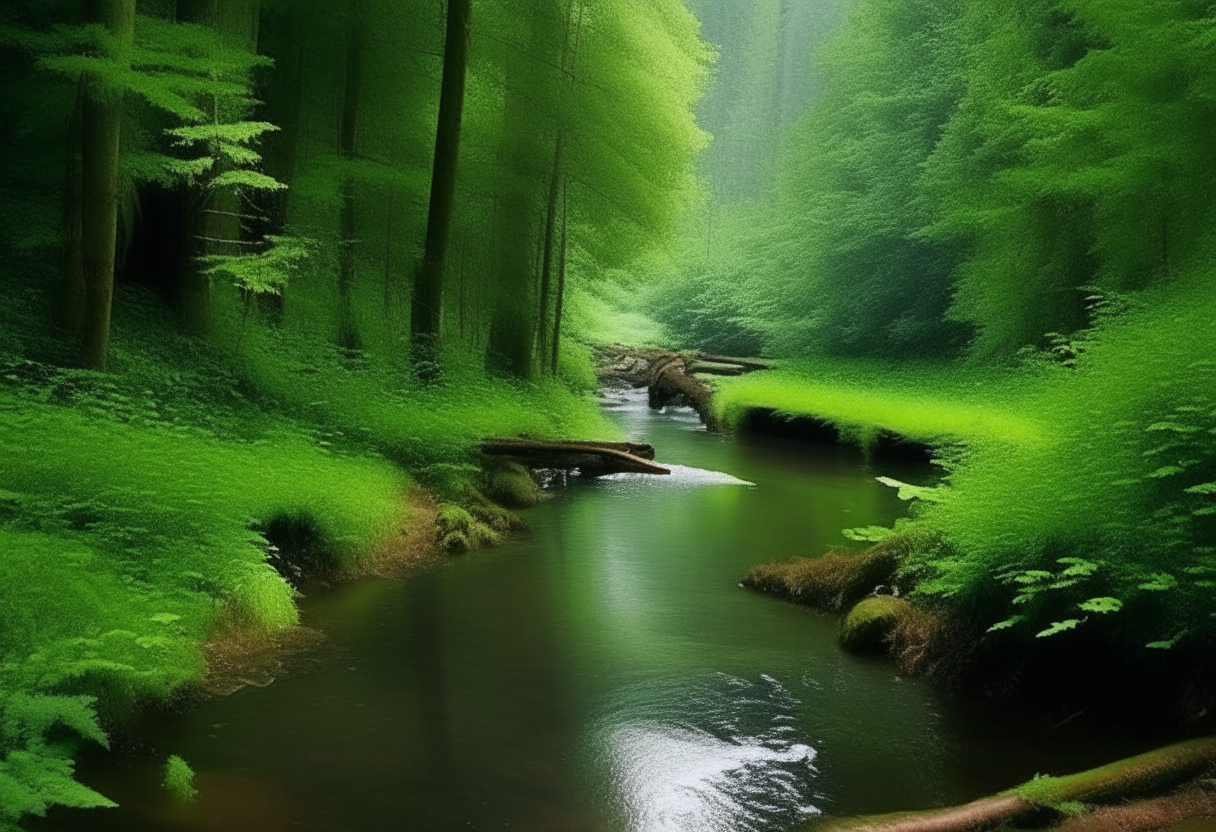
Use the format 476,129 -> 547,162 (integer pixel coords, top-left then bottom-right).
412,0 -> 472,364
337,17 -> 364,351
486,4 -> 563,379
551,180 -> 567,377
81,0 -> 135,371
177,0 -> 259,338
61,77 -> 86,336
536,134 -> 563,373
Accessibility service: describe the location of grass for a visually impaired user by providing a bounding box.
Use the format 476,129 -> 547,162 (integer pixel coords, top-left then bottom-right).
0,281 -> 612,828
713,357 -> 1044,447
726,277 -> 1216,672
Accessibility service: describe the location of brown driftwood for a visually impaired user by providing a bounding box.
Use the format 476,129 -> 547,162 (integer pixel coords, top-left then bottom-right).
481,438 -> 670,476
809,737 -> 1216,832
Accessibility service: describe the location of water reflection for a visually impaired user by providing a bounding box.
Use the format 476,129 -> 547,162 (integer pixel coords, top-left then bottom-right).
594,673 -> 819,832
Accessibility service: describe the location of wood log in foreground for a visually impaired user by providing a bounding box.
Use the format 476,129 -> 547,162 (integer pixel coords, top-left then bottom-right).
481,438 -> 670,477
809,736 -> 1216,832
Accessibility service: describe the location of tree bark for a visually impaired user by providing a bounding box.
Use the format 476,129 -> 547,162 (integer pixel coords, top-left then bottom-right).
550,180 -> 567,376
412,0 -> 472,363
81,0 -> 135,371
176,0 -> 260,338
536,134 -> 563,371
61,77 -> 86,336
337,16 -> 364,351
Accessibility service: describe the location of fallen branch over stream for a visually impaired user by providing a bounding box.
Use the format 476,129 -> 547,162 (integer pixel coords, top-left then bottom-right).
481,437 -> 670,476
810,736 -> 1216,832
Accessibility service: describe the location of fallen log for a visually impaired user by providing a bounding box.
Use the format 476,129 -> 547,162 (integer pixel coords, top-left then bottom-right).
809,736 -> 1216,832
481,438 -> 670,477
1051,789 -> 1216,832
693,352 -> 773,371
650,358 -> 722,432
485,436 -> 656,460
687,361 -> 748,376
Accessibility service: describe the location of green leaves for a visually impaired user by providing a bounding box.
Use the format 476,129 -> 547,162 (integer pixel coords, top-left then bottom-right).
876,477 -> 941,502
842,525 -> 897,543
210,170 -> 285,192
1078,597 -> 1122,614
200,235 -> 312,296
1138,573 -> 1178,592
1036,619 -> 1081,638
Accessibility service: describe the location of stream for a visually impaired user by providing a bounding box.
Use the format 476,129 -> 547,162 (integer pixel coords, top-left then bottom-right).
43,389 -> 1154,832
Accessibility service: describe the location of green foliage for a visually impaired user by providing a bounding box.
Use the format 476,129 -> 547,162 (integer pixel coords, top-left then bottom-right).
201,235 -> 312,296
162,755 -> 197,803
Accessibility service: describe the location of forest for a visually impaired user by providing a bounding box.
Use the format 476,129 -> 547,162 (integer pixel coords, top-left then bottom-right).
0,0 -> 1214,830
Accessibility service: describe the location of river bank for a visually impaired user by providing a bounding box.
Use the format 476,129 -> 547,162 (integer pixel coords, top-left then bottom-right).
35,383 -> 1179,832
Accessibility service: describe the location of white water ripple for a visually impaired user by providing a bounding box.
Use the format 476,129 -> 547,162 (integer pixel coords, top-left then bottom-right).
599,464 -> 754,487
591,673 -> 820,832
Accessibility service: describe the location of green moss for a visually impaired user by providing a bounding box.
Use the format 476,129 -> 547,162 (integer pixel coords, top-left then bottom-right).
839,596 -> 908,653
163,755 -> 198,803
1008,737 -> 1216,807
437,503 -> 503,554
483,462 -> 547,510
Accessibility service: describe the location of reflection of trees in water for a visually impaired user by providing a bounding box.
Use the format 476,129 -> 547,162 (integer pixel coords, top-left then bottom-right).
405,574 -> 453,792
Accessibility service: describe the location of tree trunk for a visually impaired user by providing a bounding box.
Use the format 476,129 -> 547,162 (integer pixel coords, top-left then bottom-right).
177,0 -> 259,338
536,134 -> 563,372
486,4 -> 563,379
61,77 -> 86,336
412,0 -> 471,363
81,0 -> 135,371
336,18 -> 364,351
550,179 -> 567,376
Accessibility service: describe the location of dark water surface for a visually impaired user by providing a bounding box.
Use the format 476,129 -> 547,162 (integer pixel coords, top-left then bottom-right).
44,390 -> 1153,831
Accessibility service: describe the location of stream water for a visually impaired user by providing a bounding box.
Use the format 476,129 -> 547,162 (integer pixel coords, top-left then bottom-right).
43,389 -> 1155,832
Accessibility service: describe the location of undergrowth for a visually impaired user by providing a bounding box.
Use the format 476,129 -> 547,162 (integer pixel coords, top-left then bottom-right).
724,277 -> 1216,680
0,284 -> 609,829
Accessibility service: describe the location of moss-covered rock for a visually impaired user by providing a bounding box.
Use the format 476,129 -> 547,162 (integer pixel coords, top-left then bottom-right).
482,461 -> 547,509
467,498 -> 527,533
436,503 -> 500,554
840,596 -> 908,653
